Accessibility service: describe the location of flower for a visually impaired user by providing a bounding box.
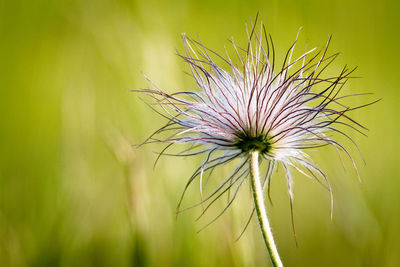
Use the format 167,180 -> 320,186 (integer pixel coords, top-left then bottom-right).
136,19 -> 376,230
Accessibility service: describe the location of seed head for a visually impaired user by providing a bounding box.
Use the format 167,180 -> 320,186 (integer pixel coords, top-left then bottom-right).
136,18 -> 376,228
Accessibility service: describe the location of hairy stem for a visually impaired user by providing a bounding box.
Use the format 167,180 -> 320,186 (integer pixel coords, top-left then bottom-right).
249,151 -> 283,267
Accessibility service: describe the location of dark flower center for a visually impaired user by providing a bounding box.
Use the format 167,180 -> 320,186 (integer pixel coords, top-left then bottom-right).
234,133 -> 271,154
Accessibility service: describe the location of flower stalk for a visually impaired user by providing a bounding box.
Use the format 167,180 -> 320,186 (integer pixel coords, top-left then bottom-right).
250,151 -> 283,267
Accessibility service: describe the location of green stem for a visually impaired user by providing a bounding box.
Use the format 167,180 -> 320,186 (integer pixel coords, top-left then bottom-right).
249,151 -> 283,267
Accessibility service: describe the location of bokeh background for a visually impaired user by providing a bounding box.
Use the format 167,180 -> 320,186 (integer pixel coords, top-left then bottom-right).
1,0 -> 399,266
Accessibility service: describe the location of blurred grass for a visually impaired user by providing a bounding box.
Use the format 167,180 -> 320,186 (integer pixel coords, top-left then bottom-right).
0,0 -> 399,266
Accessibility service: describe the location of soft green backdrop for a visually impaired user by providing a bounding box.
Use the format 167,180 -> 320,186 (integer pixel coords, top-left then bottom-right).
0,0 -> 399,266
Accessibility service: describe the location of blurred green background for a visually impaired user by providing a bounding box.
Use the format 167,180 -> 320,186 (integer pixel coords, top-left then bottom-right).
0,0 -> 399,266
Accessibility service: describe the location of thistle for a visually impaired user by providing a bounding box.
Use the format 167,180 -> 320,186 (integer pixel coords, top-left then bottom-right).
136,17 -> 376,266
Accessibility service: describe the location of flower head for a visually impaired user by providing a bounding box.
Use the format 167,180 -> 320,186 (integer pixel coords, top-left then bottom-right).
137,19 -> 376,226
